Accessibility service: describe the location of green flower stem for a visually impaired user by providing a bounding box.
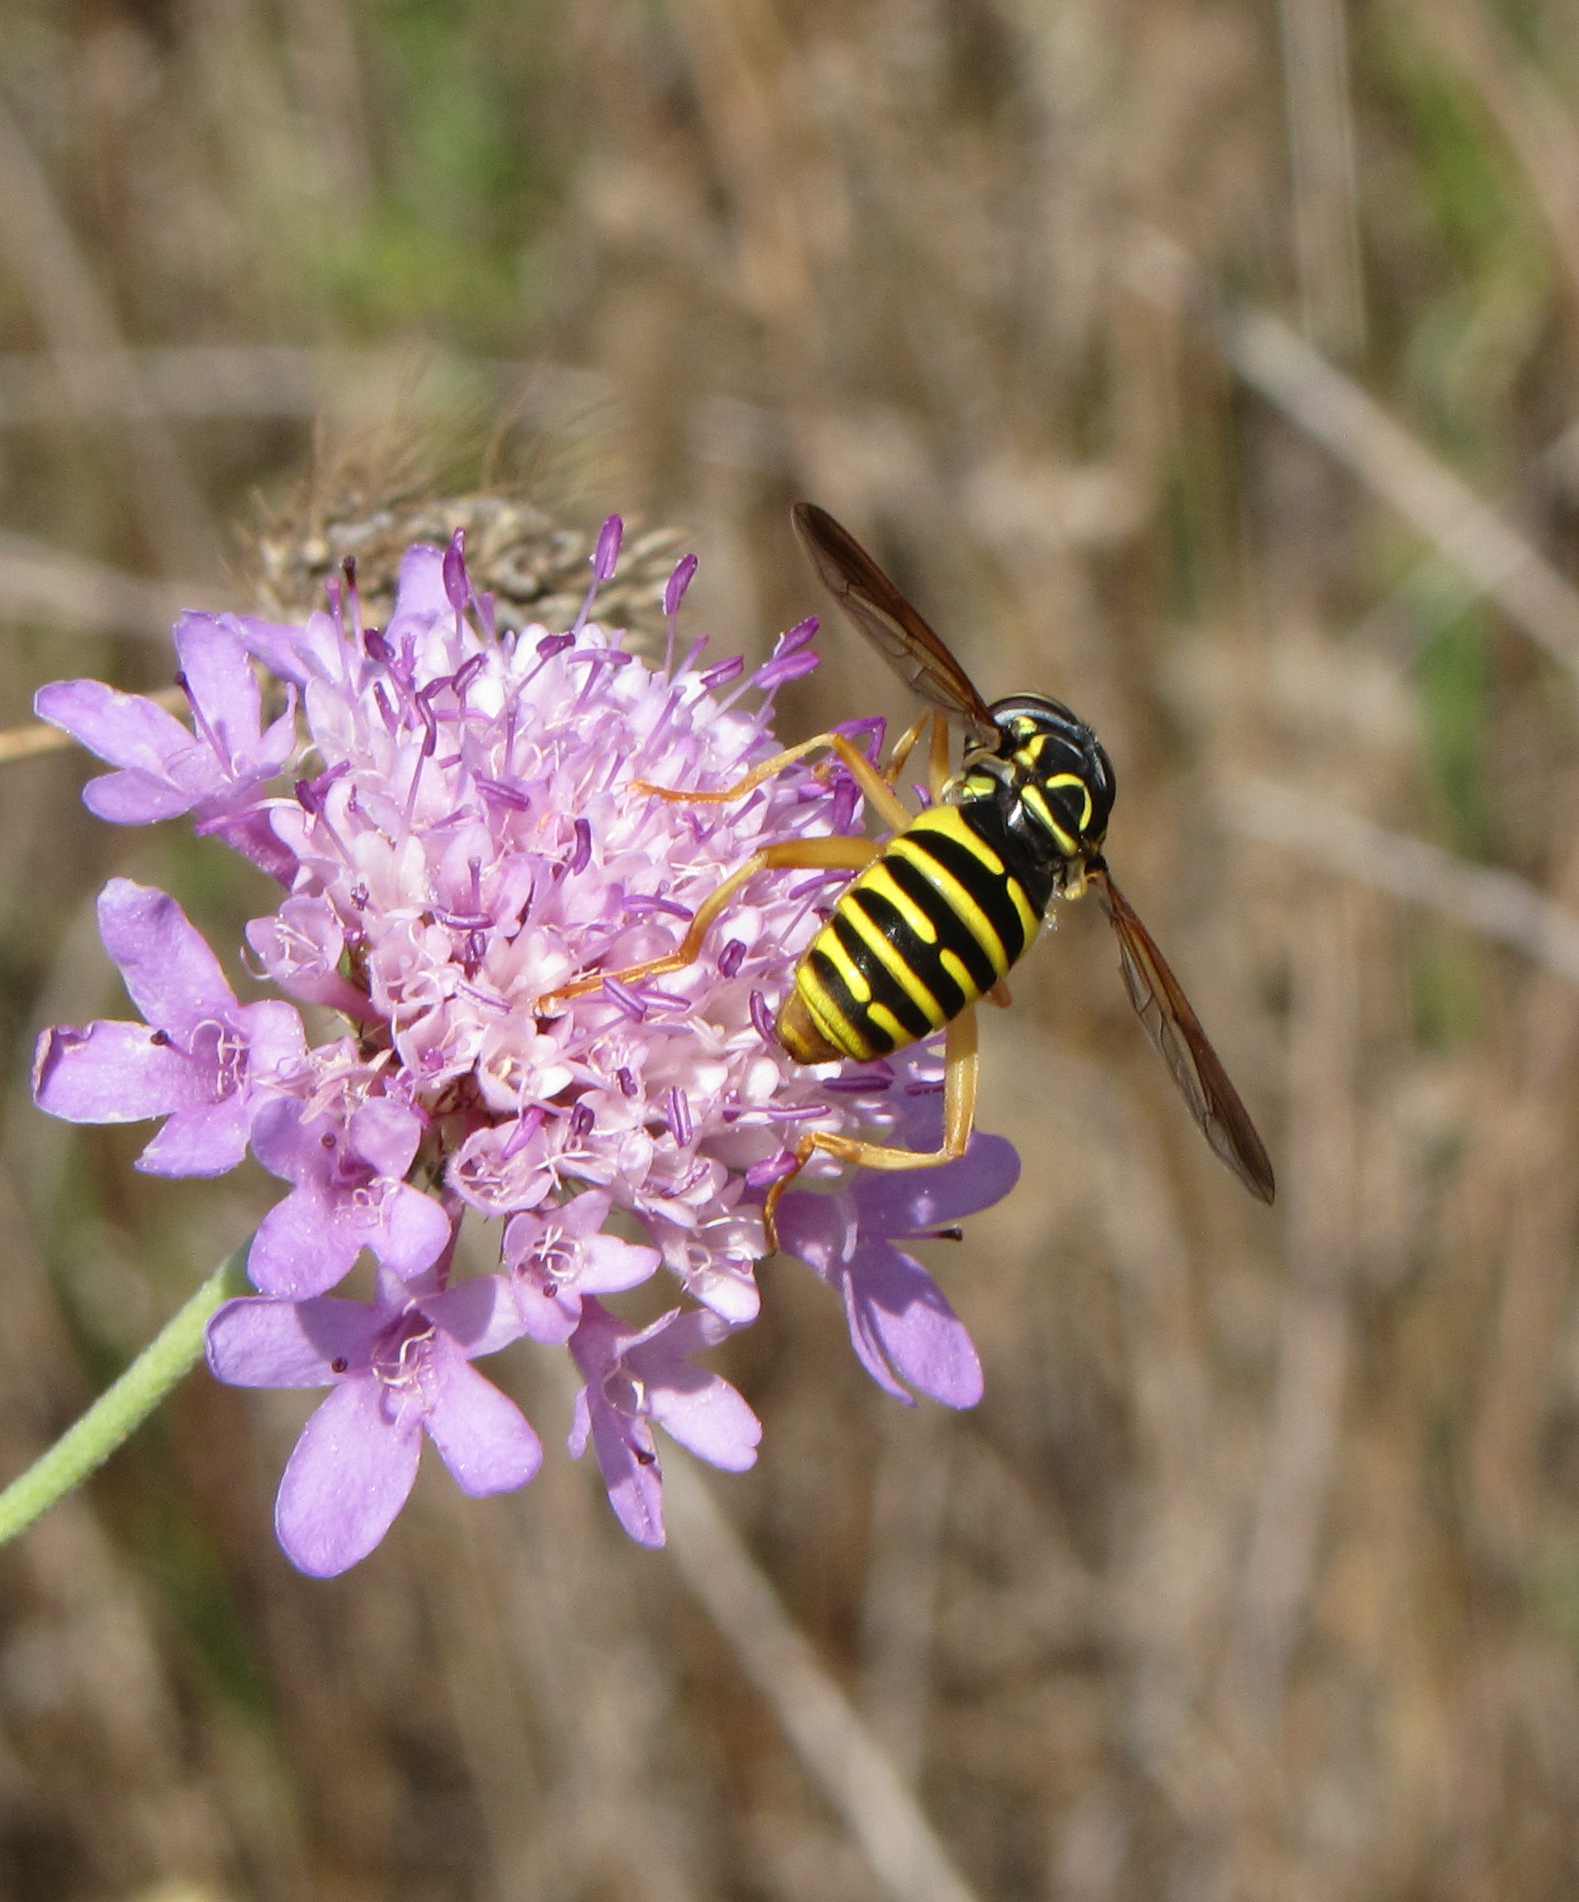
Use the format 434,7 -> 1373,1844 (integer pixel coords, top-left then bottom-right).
0,1244 -> 252,1546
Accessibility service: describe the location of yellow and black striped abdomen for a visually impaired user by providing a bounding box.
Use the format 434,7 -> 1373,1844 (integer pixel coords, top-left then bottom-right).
783,804 -> 1047,1063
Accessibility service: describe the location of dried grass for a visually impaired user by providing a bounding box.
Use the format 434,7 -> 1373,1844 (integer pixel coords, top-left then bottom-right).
3,2 -> 1578,1896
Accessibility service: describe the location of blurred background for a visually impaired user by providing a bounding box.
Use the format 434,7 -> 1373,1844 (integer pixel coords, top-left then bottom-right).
4,1 -> 1579,1896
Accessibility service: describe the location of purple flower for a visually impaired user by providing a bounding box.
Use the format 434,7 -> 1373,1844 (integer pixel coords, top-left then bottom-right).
244,894 -> 371,1016
248,1091 -> 453,1298
568,1297 -> 762,1546
775,1123 -> 1021,1407
207,1268 -> 538,1576
37,520 -> 1024,1571
503,1190 -> 661,1343
36,614 -> 298,876
32,879 -> 306,1176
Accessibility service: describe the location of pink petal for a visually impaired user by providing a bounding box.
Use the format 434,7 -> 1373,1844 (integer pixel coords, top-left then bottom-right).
509,1277 -> 579,1346
853,1133 -> 1021,1234
275,1379 -> 421,1577
85,769 -> 204,824
581,1231 -> 662,1295
347,1097 -> 422,1180
206,1296 -> 373,1387
97,880 -> 236,1034
388,544 -> 449,629
136,1097 -> 250,1177
423,1347 -> 542,1497
34,677 -> 192,770
424,1275 -> 530,1356
32,1021 -> 193,1124
173,615 -> 261,749
374,1183 -> 453,1278
588,1402 -> 666,1548
648,1377 -> 761,1472
234,615 -> 320,688
249,1186 -> 360,1297
844,1244 -> 983,1410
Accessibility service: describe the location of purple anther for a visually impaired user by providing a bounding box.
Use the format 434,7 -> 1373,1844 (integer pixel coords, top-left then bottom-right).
502,1105 -> 546,1157
294,777 -> 322,815
666,1086 -> 694,1146
753,650 -> 820,692
601,975 -> 649,1021
616,1066 -> 638,1098
717,938 -> 747,978
594,515 -> 623,583
569,1100 -> 596,1141
829,777 -> 859,835
822,1072 -> 894,1094
699,655 -> 746,691
745,1152 -> 799,1192
566,646 -> 634,671
452,653 -> 486,700
750,989 -> 776,1043
537,632 -> 575,661
778,614 -> 819,655
568,817 -> 593,876
664,552 -> 698,618
904,1078 -> 945,1095
837,715 -> 887,762
623,894 -> 694,922
476,776 -> 531,812
365,629 -> 394,666
640,986 -> 692,1010
788,869 -> 847,903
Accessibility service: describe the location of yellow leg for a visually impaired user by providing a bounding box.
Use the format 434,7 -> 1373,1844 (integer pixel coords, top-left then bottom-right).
537,834 -> 881,1007
634,728 -> 916,835
762,1007 -> 980,1251
880,712 -> 931,787
927,710 -> 953,800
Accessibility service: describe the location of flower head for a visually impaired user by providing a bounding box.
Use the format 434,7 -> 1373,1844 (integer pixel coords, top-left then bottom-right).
36,517 -> 1021,1568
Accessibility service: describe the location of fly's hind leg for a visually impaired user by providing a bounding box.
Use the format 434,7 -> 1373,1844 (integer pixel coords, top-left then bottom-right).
762,1006 -> 980,1252
537,834 -> 881,1008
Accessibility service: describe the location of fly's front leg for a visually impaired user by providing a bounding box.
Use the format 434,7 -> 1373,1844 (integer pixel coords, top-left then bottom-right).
634,730 -> 916,835
762,1006 -> 981,1252
879,712 -> 931,788
537,834 -> 880,1008
927,710 -> 952,801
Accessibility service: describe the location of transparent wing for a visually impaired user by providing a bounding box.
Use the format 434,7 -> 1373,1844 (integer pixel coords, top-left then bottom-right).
792,502 -> 998,743
1091,866 -> 1276,1204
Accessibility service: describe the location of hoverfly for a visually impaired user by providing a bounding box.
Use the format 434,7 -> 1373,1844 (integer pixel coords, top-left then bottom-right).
546,504 -> 1274,1244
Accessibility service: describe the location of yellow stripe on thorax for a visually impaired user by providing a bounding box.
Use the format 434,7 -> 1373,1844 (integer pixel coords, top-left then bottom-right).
1019,783 -> 1077,856
1041,771 -> 1093,832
